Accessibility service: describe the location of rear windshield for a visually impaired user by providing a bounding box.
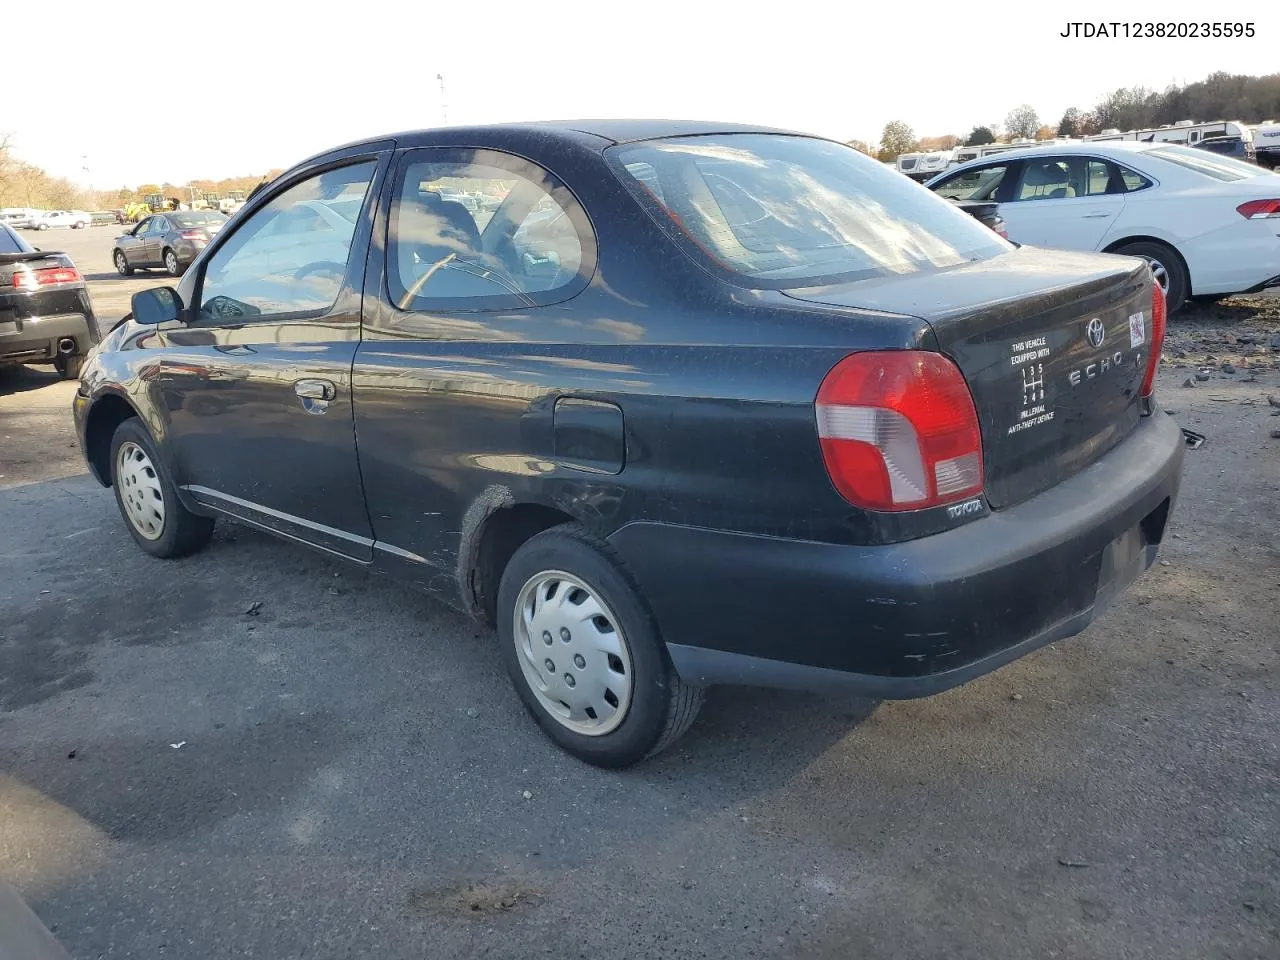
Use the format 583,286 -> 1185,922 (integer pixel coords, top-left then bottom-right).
1146,145 -> 1270,181
607,134 -> 1010,288
0,224 -> 33,254
172,212 -> 227,227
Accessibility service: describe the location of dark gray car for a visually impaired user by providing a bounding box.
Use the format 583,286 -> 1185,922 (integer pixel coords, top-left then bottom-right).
112,211 -> 229,277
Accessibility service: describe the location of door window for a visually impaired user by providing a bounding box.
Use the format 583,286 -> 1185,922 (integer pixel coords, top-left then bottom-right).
387,148 -> 595,312
932,164 -> 1009,201
1015,159 -> 1074,200
196,161 -> 376,324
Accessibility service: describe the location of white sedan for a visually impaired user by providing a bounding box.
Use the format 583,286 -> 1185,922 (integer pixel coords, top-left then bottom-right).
31,209 -> 91,230
925,141 -> 1280,311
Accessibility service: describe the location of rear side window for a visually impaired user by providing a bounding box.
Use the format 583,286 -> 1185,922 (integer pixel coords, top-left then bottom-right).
1118,165 -> 1153,192
609,134 -> 1009,288
386,148 -> 595,312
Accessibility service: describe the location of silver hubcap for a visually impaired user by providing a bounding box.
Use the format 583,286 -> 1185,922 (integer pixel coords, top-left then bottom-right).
513,570 -> 633,736
116,253 -> 126,273
166,253 -> 177,273
116,441 -> 165,540
1143,257 -> 1170,294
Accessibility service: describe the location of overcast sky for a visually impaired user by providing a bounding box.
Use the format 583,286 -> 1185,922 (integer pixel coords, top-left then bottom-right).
10,0 -> 1274,187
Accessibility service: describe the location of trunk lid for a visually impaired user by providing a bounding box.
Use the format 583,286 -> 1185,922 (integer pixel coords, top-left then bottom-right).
784,248 -> 1154,510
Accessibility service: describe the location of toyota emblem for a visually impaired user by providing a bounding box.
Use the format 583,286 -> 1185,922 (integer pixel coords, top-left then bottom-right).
1086,318 -> 1105,349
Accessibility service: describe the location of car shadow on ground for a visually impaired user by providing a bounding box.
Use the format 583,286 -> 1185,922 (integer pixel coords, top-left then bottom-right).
0,486 -> 874,856
0,365 -> 60,397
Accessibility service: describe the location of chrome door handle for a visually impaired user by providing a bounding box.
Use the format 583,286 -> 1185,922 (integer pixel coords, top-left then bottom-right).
294,379 -> 336,401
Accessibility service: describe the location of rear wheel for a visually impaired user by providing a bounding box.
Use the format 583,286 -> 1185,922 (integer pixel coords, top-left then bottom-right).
163,249 -> 181,276
1112,240 -> 1187,313
109,418 -> 214,558
114,250 -> 133,276
497,524 -> 704,767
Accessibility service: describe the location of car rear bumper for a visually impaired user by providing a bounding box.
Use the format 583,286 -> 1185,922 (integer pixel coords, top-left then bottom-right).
0,311 -> 98,363
609,409 -> 1185,698
1184,225 -> 1280,295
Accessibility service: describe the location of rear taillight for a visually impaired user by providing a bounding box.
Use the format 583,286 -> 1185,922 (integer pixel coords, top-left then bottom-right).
1141,281 -> 1167,400
1236,199 -> 1280,219
815,351 -> 984,512
180,230 -> 205,240
12,265 -> 81,290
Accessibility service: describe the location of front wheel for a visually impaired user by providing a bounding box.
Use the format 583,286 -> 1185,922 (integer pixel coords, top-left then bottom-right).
109,418 -> 214,558
163,249 -> 181,276
1112,240 -> 1188,313
114,250 -> 133,276
497,524 -> 704,768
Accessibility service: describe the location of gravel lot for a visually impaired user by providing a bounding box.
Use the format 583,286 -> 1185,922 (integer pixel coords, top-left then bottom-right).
2,228 -> 1278,959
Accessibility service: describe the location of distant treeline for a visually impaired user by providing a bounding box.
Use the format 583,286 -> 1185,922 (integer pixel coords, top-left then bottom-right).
1073,71 -> 1280,135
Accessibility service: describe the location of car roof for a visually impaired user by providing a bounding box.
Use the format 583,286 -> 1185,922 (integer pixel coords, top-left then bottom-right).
302,120 -> 809,164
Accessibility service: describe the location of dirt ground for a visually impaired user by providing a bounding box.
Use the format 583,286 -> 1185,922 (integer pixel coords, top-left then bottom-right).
1,229 -> 1278,959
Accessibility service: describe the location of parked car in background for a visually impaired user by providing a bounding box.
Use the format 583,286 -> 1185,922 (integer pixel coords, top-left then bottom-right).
75,121 -> 1182,767
1,208 -> 41,229
954,199 -> 1008,239
31,209 -> 91,230
0,221 -> 100,379
1194,135 -> 1256,164
926,140 -> 1280,311
112,210 -> 229,277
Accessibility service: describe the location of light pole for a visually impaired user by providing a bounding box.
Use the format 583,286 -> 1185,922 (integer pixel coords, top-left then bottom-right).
437,73 -> 447,125
81,154 -> 92,205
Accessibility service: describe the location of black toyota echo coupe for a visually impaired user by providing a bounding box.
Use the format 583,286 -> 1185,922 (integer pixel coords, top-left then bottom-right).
73,121 -> 1183,766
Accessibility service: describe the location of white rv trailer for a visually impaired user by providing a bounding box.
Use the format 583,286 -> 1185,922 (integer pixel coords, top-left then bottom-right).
897,138 -> 1082,181
1252,121 -> 1280,169
1083,120 -> 1253,146
895,150 -> 954,180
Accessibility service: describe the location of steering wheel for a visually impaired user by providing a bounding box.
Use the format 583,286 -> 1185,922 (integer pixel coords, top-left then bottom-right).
293,261 -> 347,283
442,256 -> 525,296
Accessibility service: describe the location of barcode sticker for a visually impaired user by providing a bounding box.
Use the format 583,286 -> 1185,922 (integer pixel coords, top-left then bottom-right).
1129,311 -> 1145,348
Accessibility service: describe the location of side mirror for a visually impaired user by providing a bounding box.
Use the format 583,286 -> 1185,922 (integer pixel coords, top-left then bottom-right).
131,287 -> 183,325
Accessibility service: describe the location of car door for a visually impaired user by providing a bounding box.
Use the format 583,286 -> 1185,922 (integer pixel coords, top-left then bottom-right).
996,156 -> 1124,251
120,218 -> 150,265
144,216 -> 170,264
151,149 -> 390,559
351,146 -> 598,581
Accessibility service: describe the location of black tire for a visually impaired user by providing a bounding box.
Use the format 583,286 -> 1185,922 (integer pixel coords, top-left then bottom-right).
54,354 -> 84,380
1112,240 -> 1188,313
163,249 -> 181,276
114,250 -> 134,276
108,418 -> 214,559
497,523 -> 704,768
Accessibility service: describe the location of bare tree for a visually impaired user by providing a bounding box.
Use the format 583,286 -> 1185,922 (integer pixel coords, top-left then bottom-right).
1005,104 -> 1040,140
